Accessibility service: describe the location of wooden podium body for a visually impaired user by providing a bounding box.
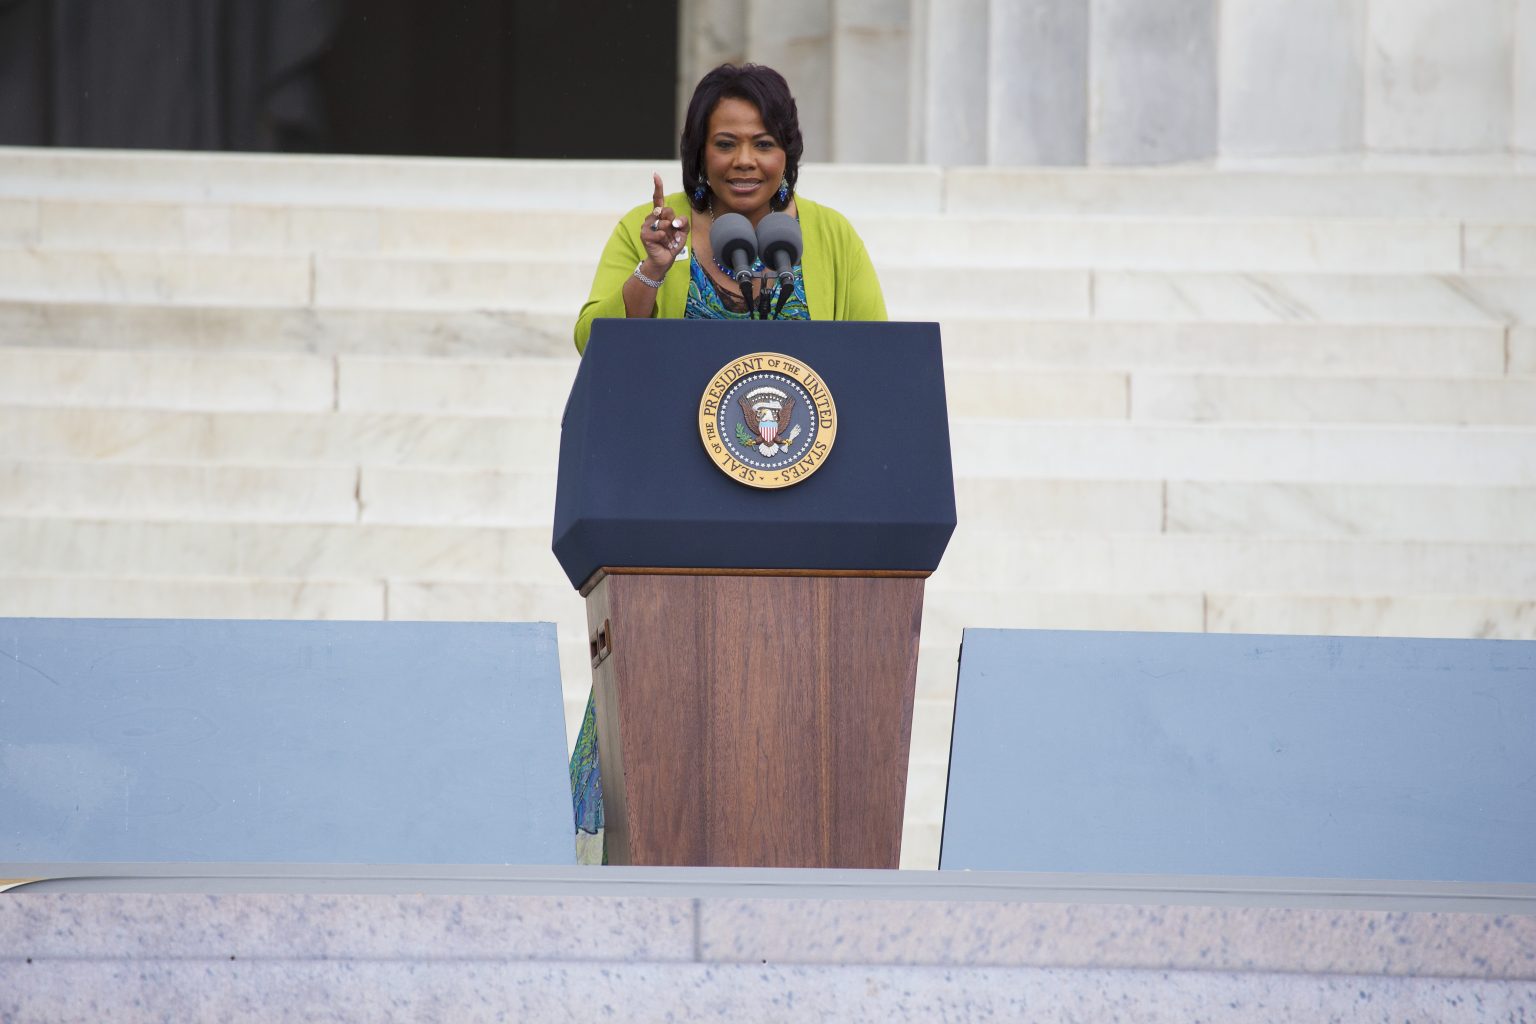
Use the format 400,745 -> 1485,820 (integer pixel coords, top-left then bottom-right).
584,570 -> 923,867
554,320 -> 955,868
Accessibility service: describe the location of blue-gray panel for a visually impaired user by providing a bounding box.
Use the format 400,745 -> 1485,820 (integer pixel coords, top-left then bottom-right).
941,629 -> 1536,882
0,619 -> 574,865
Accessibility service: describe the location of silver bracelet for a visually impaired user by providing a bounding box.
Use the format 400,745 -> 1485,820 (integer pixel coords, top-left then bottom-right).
632,262 -> 664,289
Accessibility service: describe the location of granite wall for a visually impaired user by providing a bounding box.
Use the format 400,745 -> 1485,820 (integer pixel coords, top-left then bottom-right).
4,880 -> 1534,1022
678,0 -> 1536,165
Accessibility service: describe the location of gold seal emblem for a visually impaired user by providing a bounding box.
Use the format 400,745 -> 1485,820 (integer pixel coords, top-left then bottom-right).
698,351 -> 837,489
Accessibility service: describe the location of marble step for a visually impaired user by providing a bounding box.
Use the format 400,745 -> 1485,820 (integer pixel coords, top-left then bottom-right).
0,345 -> 580,421
956,368 -> 1536,426
6,241 -> 1536,327
939,321 -> 1513,377
1519,327 -> 1536,372
0,459 -> 612,536
3,302 -> 1521,380
1204,592 -> 1536,640
0,518 -> 559,581
0,461 -> 361,523
335,355 -> 576,418
14,460 -> 1502,542
0,405 -> 551,472
948,420 -> 1536,486
7,343 -> 1529,426
1162,482 -> 1536,542
0,346 -> 335,412
5,405 -> 1526,492
947,167 -> 1536,220
1465,225 -> 1536,273
0,574 -> 386,620
0,248 -> 312,307
6,406 -> 1529,489
865,217 -> 1474,273
7,195 -> 1511,274
7,146 -> 1536,221
358,468 -> 556,527
0,149 -> 944,214
955,478 -> 1536,542
1081,270 -> 1535,326
311,255 -> 1098,320
938,530 -> 1536,597
4,517 -> 1527,599
0,150 -> 700,211
0,198 -> 611,260
12,222 -> 1536,328
5,241 -> 1535,328
1130,373 -> 1536,425
0,301 -> 575,359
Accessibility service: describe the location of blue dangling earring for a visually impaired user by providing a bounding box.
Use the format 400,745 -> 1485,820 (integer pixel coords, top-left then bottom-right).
775,176 -> 789,207
692,181 -> 707,204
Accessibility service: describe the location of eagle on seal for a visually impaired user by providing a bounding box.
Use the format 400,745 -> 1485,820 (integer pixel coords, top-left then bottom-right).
739,386 -> 794,445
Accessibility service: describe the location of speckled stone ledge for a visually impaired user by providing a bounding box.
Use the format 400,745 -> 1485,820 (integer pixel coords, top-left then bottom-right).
2,961 -> 1533,1024
3,894 -> 1532,980
4,867 -> 1533,1022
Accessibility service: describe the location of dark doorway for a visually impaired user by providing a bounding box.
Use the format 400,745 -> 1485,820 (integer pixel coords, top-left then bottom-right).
317,0 -> 680,159
0,0 -> 681,159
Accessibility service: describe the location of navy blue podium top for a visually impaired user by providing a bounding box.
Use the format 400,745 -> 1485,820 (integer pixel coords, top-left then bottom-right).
552,319 -> 957,589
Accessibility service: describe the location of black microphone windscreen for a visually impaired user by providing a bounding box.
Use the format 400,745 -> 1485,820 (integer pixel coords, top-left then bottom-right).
710,213 -> 758,279
756,211 -> 801,266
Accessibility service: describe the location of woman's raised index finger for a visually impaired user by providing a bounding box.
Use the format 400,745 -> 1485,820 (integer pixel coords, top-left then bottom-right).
651,173 -> 666,213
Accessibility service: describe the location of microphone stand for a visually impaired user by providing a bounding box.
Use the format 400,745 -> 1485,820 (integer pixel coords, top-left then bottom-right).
737,273 -> 757,319
770,273 -> 794,319
756,276 -> 776,319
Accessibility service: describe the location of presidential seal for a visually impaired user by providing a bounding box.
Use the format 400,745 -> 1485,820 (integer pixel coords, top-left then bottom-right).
698,351 -> 837,489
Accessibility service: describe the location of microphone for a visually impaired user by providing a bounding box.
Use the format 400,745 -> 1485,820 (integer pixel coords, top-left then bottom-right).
710,212 -> 758,317
711,213 -> 758,283
756,212 -> 800,288
756,212 -> 801,319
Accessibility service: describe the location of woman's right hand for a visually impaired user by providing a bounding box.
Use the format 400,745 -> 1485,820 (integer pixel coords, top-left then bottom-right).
639,173 -> 689,278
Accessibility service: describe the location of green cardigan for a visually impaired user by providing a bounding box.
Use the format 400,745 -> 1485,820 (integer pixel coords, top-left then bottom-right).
574,192 -> 887,353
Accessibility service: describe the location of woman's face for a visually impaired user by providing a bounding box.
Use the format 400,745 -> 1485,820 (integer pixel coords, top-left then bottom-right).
702,96 -> 787,224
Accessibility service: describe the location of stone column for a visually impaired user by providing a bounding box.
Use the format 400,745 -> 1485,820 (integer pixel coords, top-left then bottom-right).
1517,0 -> 1536,153
830,0 -> 913,163
1364,0 -> 1516,153
988,0 -> 1089,165
677,0 -> 748,128
733,0 -> 831,162
1218,0 -> 1366,158
913,0 -> 989,164
1088,0 -> 1219,164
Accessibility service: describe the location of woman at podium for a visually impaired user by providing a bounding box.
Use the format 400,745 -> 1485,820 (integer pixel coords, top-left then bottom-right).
569,63 -> 888,862
573,62 -> 887,354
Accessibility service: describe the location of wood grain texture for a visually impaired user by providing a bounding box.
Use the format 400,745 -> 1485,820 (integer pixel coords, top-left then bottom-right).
585,573 -> 924,868
579,566 -> 931,597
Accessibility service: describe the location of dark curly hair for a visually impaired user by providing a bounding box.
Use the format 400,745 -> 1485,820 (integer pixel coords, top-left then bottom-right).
680,63 -> 803,214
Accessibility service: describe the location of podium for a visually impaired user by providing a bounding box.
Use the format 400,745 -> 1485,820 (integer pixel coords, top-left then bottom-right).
553,319 -> 955,867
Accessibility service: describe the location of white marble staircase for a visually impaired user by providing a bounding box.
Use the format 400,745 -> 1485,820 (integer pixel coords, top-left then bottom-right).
1,147 -> 1533,868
